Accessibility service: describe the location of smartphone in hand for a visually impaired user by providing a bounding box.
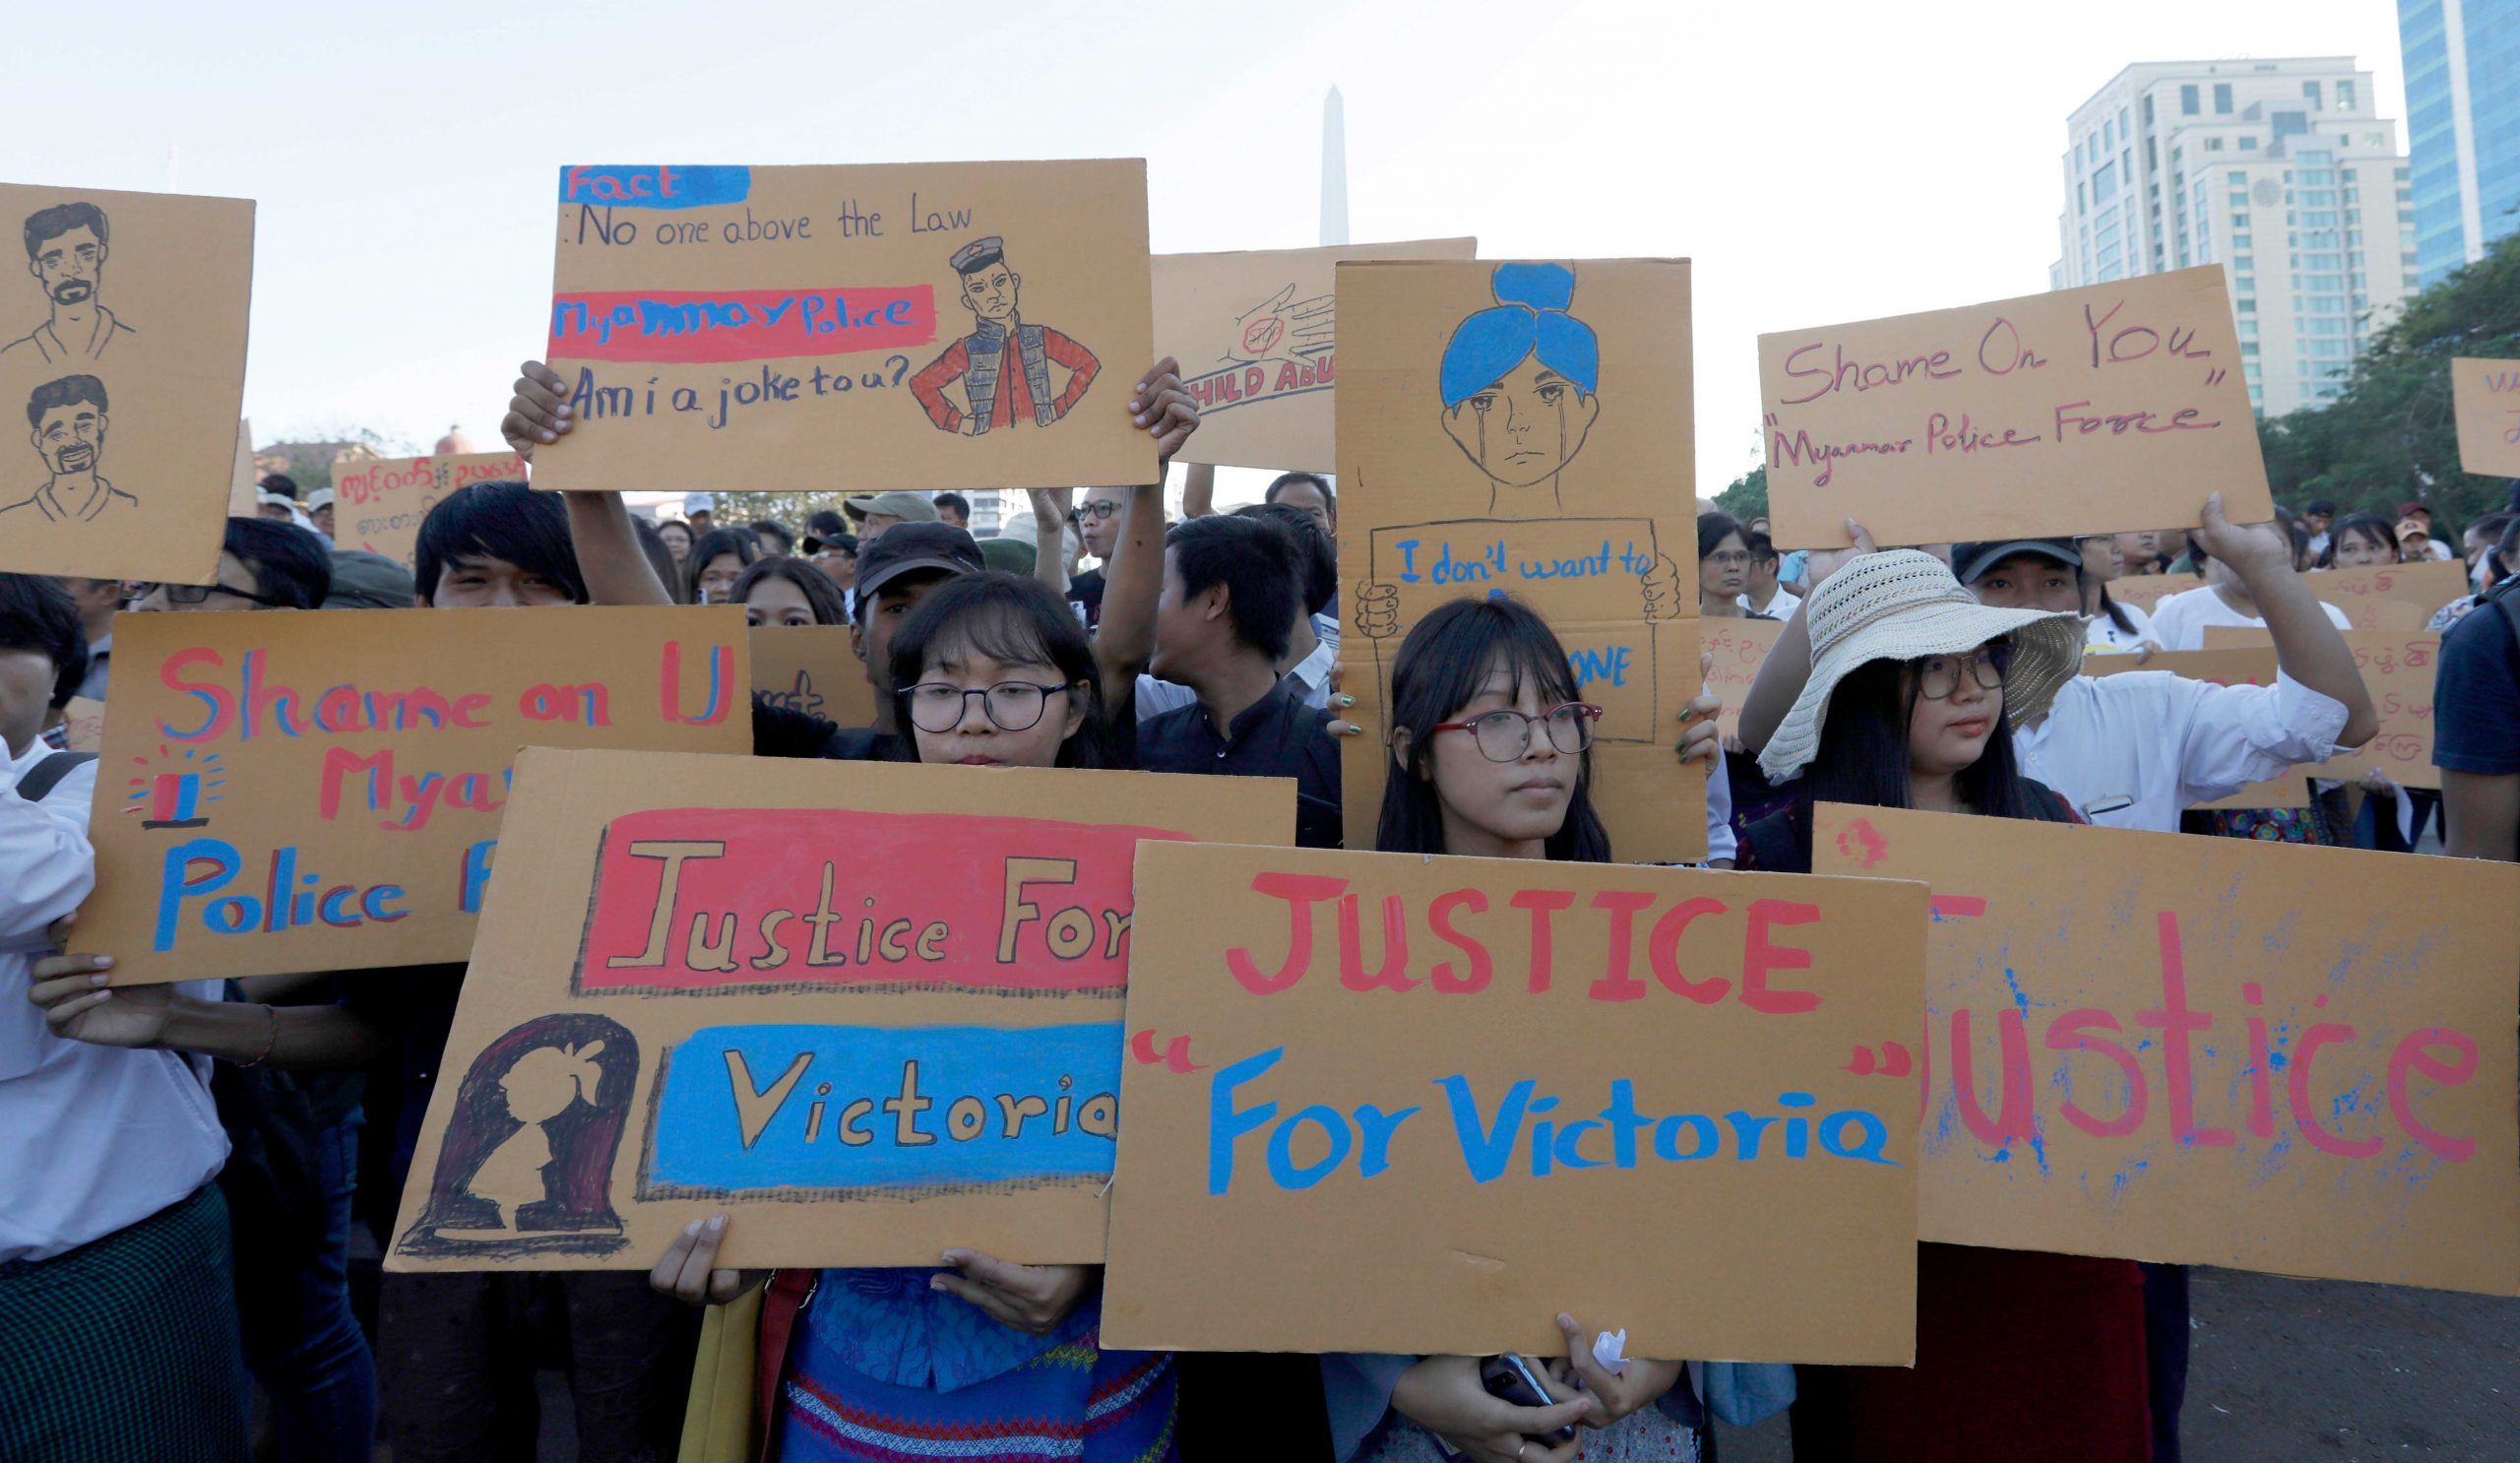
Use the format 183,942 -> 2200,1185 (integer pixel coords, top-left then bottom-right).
1479,1354 -> 1579,1446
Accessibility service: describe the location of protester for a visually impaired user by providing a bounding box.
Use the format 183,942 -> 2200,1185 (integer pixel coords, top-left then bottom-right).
2301,498 -> 2336,558
1738,530 -> 1799,618
750,518 -> 794,556
2432,514 -> 2520,630
2395,502 -> 2454,560
931,489 -> 971,529
0,573 -> 249,1463
684,492 -> 716,536
1064,482 -> 1128,627
322,550 -> 417,610
1137,513 -> 1343,848
2113,529 -> 2160,574
2146,526 -> 2353,651
57,574 -> 115,698
306,487 -> 335,540
684,524 -> 762,604
649,572 -> 1178,1460
2436,516 -> 2520,860
2316,511 -> 2403,569
2069,533 -> 2155,653
1697,511 -> 1761,619
133,516 -> 331,613
1135,503 -> 1338,721
731,555 -> 848,627
629,514 -> 684,604
1265,470 -> 1336,535
843,488 -> 939,545
657,517 -> 694,565
1328,596 -> 1706,1463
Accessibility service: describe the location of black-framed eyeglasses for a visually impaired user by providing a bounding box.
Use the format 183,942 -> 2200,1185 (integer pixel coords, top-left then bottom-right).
904,679 -> 1081,733
1704,550 -> 1754,569
1916,652 -> 2005,700
1429,702 -> 1602,762
1067,500 -> 1122,524
133,581 -> 294,608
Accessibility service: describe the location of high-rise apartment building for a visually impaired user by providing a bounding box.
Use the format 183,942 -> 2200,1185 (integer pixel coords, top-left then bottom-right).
2401,0 -> 2520,286
2051,59 -> 2417,417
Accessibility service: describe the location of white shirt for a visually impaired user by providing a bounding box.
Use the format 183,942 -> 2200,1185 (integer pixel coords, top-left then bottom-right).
1136,613 -> 1339,721
2143,584 -> 2351,651
0,740 -> 225,1262
2014,669 -> 2352,833
1736,586 -> 1801,619
2082,600 -> 2160,656
1705,729 -> 1738,863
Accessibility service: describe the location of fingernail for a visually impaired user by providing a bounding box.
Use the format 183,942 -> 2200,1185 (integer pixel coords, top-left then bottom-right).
88,972 -> 107,986
1334,693 -> 1354,708
538,430 -> 555,442
89,955 -> 111,968
1558,1312 -> 1577,1329
1135,380 -> 1149,393
682,1220 -> 702,1238
1134,413 -> 1149,425
928,1274 -> 948,1291
1129,399 -> 1143,413
707,1213 -> 726,1231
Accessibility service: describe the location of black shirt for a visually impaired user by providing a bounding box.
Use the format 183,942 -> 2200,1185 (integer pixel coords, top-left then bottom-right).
1137,679 -> 1343,848
1067,568 -> 1105,628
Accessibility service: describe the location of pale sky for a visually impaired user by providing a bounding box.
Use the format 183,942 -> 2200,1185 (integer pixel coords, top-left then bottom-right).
0,0 -> 2409,507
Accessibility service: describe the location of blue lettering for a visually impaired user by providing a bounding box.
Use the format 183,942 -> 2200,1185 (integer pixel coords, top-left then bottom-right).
1265,1106 -> 1353,1189
1208,1047 -> 1284,1195
1352,1104 -> 1419,1177
1436,1073 -> 1533,1184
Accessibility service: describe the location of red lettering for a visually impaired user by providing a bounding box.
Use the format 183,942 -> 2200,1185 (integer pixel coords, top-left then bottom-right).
2289,1022 -> 2384,1158
317,746 -> 394,822
1337,894 -> 1418,992
1646,896 -> 1730,1004
2386,1028 -> 2479,1161
2134,912 -> 2234,1147
1510,889 -> 1578,993
1226,873 -> 1346,994
1427,888 -> 1492,993
2045,1008 -> 2147,1139
1741,898 -> 1822,1014
1585,890 -> 1655,1001
1949,1008 -> 2036,1147
160,647 -> 236,742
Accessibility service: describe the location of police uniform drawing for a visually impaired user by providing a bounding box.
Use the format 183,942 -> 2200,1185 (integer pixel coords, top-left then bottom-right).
910,236 -> 1101,435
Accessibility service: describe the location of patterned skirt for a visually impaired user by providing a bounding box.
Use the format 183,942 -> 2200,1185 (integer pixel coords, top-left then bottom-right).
778,1325 -> 1178,1463
0,1184 -> 248,1463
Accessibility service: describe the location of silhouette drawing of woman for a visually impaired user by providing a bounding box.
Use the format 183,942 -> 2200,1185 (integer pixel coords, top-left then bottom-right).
467,1040 -> 607,1230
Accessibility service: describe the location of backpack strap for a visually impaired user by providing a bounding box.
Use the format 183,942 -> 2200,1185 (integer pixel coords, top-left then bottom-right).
753,1267 -> 819,1461
2488,574 -> 2520,654
16,750 -> 94,803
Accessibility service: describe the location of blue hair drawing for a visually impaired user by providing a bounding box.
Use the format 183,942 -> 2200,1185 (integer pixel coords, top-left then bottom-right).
1438,263 -> 1600,409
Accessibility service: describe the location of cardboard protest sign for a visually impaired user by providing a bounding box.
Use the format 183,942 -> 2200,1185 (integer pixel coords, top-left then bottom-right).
334,451 -> 530,566
1336,260 -> 1705,860
0,183 -> 253,582
226,419 -> 257,517
533,162 -> 1157,497
2082,649 -> 2308,808
1810,803 -> 2519,1295
82,606 -> 750,984
1703,615 -> 1786,743
385,749 -> 1292,1274
749,625 -> 875,732
2451,356 -> 2520,477
2303,557 -> 2472,628
1760,268 -> 2271,549
58,695 -> 104,754
2107,571 -> 2204,613
2204,627 -> 2442,788
1153,237 -> 1477,472
1102,843 -> 1923,1360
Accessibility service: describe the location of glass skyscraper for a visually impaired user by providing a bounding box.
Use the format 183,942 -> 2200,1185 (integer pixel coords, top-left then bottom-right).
2401,0 -> 2520,286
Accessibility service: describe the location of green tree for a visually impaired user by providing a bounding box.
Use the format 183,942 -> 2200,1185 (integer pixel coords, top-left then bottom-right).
1714,465 -> 1768,523
2258,230 -> 2520,531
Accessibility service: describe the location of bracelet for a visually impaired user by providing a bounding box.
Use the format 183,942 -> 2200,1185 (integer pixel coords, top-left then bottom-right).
236,1003 -> 278,1068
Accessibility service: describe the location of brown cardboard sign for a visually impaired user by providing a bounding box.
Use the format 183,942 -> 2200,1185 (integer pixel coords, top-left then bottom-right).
385,750 -> 1292,1273
1760,268 -> 2271,548
334,451 -> 529,567
2081,650 -> 2308,808
2203,627 -> 2442,788
1703,615 -> 1786,743
2302,558 -> 2472,626
749,624 -> 875,731
82,606 -> 750,984
2106,571 -> 2204,613
1335,260 -> 1705,860
1809,803 -> 2520,1295
533,162 -> 1157,496
1101,843 -> 1923,1360
1152,237 -> 1477,472
2451,356 -> 2520,477
226,418 -> 258,517
0,183 -> 253,582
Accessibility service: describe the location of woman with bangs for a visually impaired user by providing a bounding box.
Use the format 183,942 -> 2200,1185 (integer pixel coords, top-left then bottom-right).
1329,597 -> 1709,1463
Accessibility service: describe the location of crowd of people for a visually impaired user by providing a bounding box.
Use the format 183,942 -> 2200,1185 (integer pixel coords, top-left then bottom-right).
2,342 -> 2516,1463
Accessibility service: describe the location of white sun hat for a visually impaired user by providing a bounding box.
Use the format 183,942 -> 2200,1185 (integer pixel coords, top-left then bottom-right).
1757,548 -> 2084,784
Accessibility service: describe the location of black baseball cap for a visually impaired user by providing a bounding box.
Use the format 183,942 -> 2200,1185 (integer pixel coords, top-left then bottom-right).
801,509 -> 850,553
1953,539 -> 2081,586
854,522 -> 982,603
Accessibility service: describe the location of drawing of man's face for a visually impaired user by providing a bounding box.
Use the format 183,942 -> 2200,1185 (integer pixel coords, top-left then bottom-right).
1441,353 -> 1600,488
960,263 -> 1020,325
32,399 -> 105,476
31,224 -> 104,306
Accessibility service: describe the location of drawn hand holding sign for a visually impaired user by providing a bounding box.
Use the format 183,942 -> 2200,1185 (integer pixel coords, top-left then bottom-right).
1337,258 -> 1702,860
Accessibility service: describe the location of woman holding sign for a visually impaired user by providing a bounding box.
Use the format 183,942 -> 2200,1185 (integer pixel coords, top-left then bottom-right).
1736,551 -> 2150,1463
1326,596 -> 1710,1463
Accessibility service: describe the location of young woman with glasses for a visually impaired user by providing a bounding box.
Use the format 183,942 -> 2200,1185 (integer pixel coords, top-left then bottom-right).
1331,595 -> 1708,1463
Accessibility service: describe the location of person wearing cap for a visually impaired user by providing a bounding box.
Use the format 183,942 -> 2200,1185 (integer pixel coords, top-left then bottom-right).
841,488 -> 938,547
681,491 -> 716,537
2395,501 -> 2453,561
306,486 -> 335,541
910,236 -> 1101,436
1731,548 -> 2152,1462
1949,537 -> 2152,656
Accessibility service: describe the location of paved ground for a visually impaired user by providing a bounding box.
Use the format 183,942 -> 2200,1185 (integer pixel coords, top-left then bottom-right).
1717,1266 -> 2520,1463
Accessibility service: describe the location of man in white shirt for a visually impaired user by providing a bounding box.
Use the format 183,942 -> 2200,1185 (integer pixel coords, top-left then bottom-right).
2146,529 -> 2353,652
1736,529 -> 1801,619
0,573 -> 242,1461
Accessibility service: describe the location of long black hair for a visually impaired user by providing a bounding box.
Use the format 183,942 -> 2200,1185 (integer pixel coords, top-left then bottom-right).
730,556 -> 849,625
1375,597 -> 1609,861
2316,512 -> 2400,569
1790,646 -> 2044,836
886,572 -> 1114,769
682,525 -> 762,603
